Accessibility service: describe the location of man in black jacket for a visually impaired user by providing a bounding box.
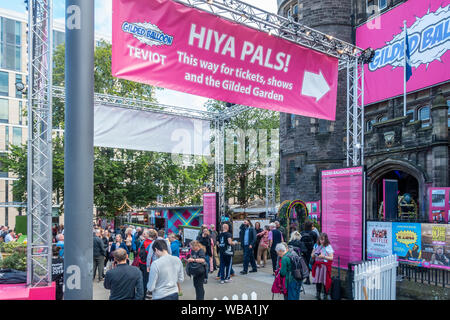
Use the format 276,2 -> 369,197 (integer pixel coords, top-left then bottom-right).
104,248 -> 144,300
239,219 -> 257,274
93,229 -> 106,282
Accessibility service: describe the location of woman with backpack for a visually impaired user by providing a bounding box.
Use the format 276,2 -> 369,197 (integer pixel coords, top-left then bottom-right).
276,243 -> 303,300
186,240 -> 207,300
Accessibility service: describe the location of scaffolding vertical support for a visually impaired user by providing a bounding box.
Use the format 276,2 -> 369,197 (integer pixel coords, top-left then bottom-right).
26,0 -> 53,287
346,59 -> 365,167
265,158 -> 275,219
214,119 -> 225,219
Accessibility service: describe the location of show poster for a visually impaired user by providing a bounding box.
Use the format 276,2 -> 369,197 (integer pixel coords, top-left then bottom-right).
429,187 -> 450,223
321,167 -> 364,269
367,221 -> 392,260
203,192 -> 218,227
392,223 -> 422,264
356,0 -> 450,105
306,201 -> 321,227
421,224 -> 450,270
112,0 -> 339,120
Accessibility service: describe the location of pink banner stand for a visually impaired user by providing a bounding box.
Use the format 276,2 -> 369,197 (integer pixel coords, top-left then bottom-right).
0,282 -> 56,300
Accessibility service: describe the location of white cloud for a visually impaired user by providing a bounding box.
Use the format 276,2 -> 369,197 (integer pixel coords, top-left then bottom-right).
95,0 -> 112,37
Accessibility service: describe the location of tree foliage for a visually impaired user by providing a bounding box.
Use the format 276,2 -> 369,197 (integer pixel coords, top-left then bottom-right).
1,42 -> 279,219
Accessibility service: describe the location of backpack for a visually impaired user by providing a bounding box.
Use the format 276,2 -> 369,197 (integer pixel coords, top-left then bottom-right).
300,231 -> 315,252
137,241 -> 151,265
287,250 -> 309,281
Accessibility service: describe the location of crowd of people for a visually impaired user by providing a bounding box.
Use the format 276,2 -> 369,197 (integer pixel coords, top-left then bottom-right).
0,226 -> 22,243
44,218 -> 331,301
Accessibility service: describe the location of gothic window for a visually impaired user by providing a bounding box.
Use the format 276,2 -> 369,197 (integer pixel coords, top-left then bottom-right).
406,109 -> 415,123
366,119 -> 376,131
287,160 -> 296,185
418,105 -> 430,128
377,115 -> 388,122
447,100 -> 450,127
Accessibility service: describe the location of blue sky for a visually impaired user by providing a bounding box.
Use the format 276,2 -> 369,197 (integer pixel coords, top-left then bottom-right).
1,0 -> 277,110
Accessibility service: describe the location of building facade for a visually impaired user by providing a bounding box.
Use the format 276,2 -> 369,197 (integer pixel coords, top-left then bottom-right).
278,0 -> 450,221
0,8 -> 109,229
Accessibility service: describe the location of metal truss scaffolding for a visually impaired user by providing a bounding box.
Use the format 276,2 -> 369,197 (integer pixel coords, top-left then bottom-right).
28,0 -> 365,286
346,60 -> 365,167
265,158 -> 276,219
26,0 -> 53,287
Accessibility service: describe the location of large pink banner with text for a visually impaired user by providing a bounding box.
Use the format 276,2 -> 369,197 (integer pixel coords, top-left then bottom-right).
322,167 -> 364,269
112,0 -> 339,120
356,0 -> 450,105
203,192 -> 217,227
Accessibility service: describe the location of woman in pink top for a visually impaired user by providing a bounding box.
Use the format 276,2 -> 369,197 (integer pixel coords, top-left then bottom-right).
256,225 -> 270,267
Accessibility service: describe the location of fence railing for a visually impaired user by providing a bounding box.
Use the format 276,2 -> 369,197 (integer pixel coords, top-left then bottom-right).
213,292 -> 258,300
397,262 -> 449,288
353,255 -> 398,300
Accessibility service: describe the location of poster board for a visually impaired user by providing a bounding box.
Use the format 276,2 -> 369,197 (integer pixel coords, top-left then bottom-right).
322,167 -> 364,269
421,224 -> 450,270
306,201 -> 321,226
429,187 -> 450,223
367,221 -> 392,260
392,222 -> 422,264
232,219 -> 271,239
203,193 -> 218,227
180,226 -> 201,246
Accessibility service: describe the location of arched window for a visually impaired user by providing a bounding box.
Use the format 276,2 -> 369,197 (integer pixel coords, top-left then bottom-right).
287,160 -> 296,185
366,119 -> 376,131
406,109 -> 415,123
447,100 -> 450,127
418,105 -> 430,127
377,115 -> 388,122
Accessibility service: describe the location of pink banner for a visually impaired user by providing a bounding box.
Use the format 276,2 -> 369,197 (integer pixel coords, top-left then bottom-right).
322,167 -> 363,269
112,0 -> 338,120
356,0 -> 450,105
203,192 -> 217,227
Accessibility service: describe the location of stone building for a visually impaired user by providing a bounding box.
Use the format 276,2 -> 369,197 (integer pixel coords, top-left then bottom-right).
278,0 -> 450,221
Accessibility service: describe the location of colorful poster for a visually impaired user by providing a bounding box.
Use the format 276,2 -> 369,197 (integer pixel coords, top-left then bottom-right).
321,167 -> 364,269
392,223 -> 422,264
429,187 -> 450,223
356,0 -> 450,105
421,224 -> 450,270
367,221 -> 392,260
203,193 -> 217,227
306,201 -> 321,226
112,0 -> 339,120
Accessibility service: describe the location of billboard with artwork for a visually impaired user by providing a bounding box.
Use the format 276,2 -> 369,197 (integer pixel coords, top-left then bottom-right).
356,0 -> 450,105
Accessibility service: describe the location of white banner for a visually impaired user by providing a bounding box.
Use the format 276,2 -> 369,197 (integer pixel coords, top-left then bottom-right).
232,219 -> 271,239
94,104 -> 211,156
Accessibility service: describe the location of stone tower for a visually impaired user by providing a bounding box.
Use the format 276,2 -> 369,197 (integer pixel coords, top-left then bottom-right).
277,0 -> 353,202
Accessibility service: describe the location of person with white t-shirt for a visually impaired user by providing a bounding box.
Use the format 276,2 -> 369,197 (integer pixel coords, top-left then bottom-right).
311,233 -> 334,300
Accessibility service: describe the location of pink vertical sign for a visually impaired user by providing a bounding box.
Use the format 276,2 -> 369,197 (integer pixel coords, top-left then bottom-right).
321,167 -> 364,269
203,192 -> 217,227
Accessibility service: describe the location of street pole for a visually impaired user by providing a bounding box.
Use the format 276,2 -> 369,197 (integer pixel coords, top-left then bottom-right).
64,0 -> 94,300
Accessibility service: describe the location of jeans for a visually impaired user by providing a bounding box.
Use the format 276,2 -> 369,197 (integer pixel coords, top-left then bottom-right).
219,254 -> 232,281
153,292 -> 178,300
243,245 -> 257,272
139,264 -> 149,299
193,274 -> 205,300
284,280 -> 302,300
270,249 -> 278,273
93,255 -> 104,281
205,254 -> 210,276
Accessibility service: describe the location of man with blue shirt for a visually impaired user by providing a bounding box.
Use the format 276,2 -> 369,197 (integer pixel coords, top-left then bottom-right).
239,219 -> 257,275
56,234 -> 64,257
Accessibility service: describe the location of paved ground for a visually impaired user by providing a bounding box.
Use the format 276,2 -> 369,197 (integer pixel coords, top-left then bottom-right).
94,263 -> 317,300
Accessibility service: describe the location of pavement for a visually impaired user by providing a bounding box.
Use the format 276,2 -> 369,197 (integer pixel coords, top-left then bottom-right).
93,263 -> 318,300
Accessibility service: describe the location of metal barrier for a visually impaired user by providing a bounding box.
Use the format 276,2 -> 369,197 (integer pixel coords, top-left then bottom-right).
213,292 -> 258,300
397,263 -> 449,288
352,255 -> 398,300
